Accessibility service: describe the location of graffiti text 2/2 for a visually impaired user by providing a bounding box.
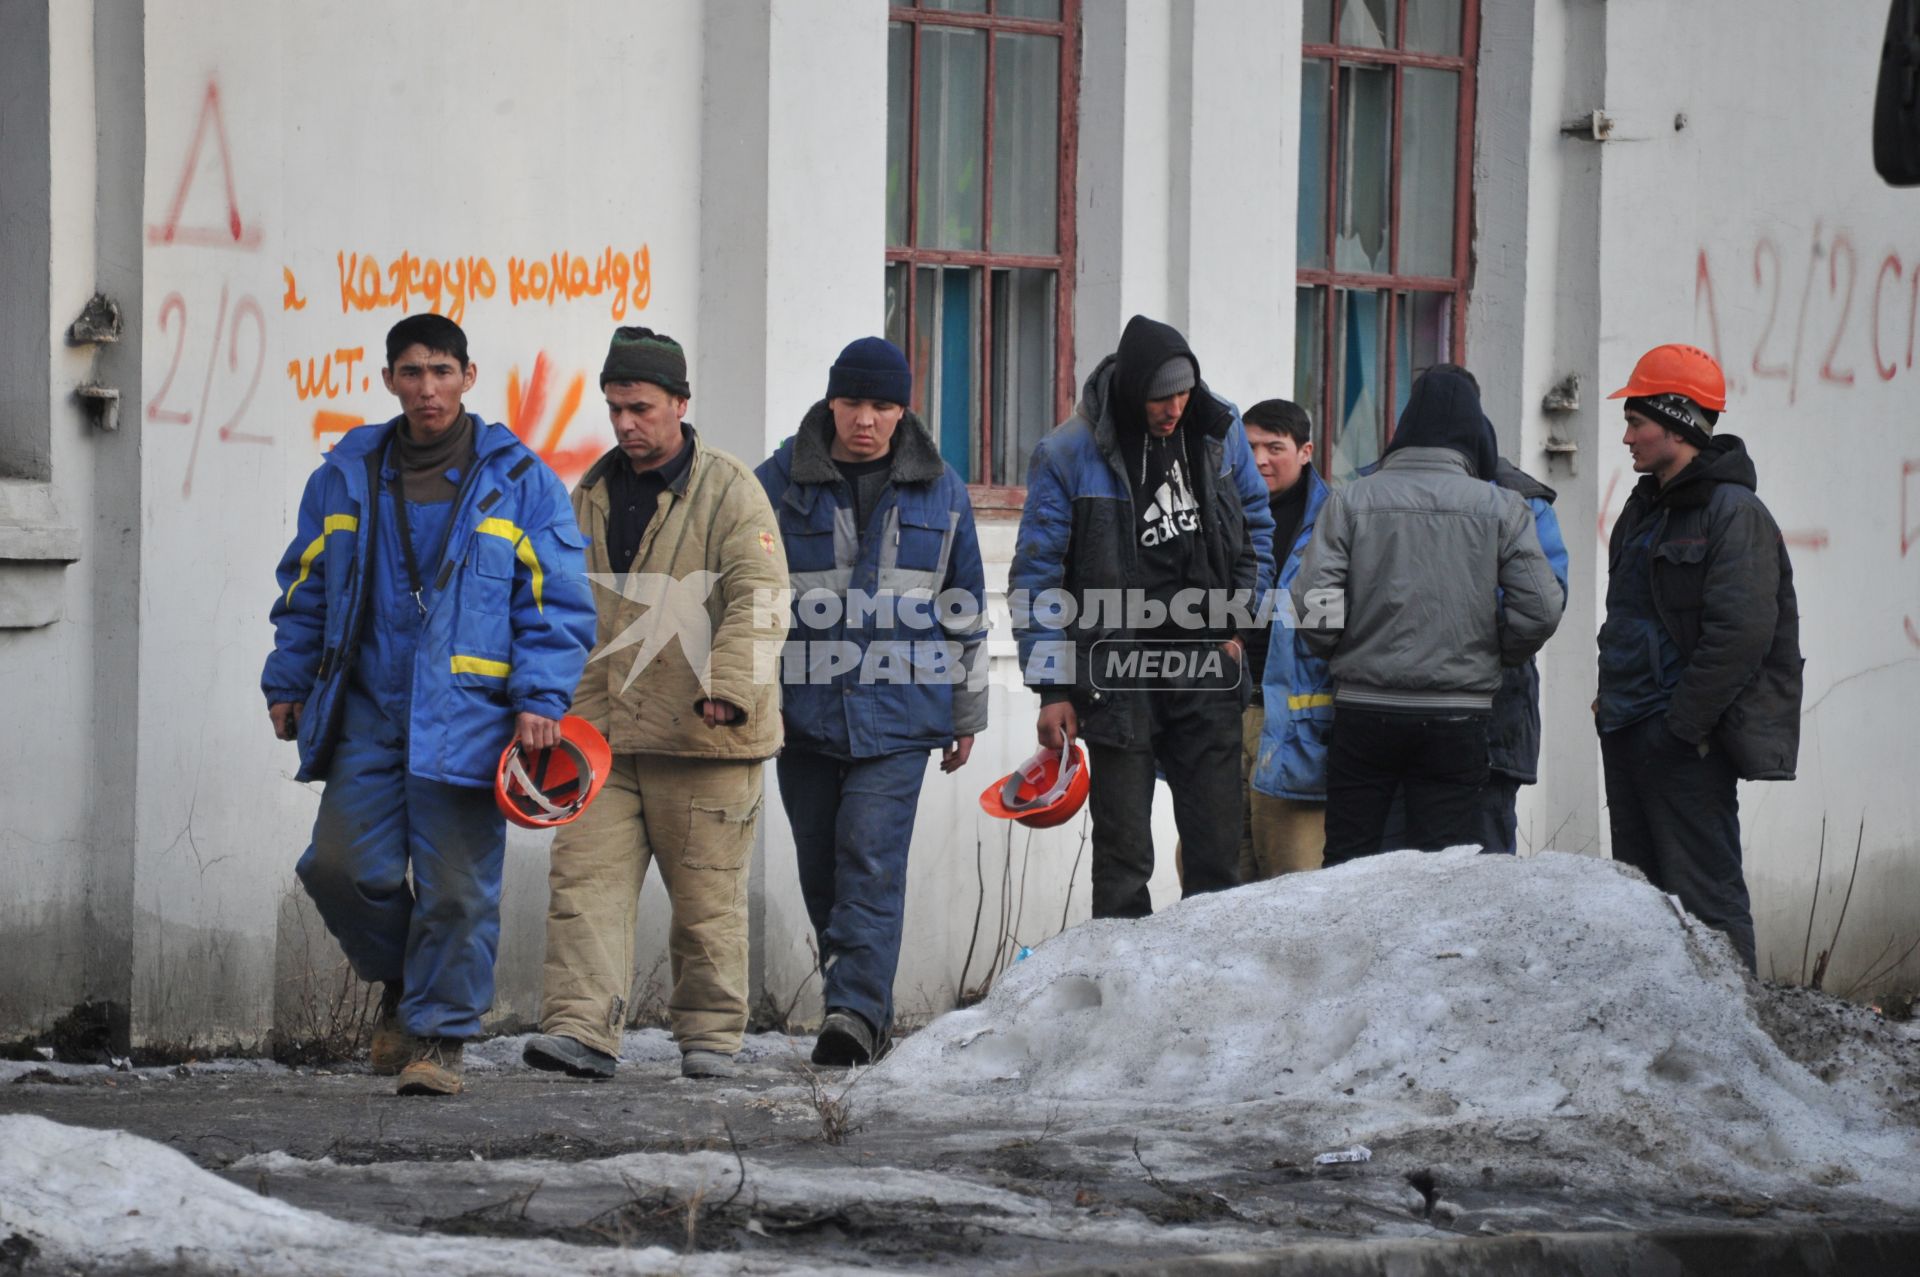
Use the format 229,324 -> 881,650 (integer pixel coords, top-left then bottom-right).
1697,225 -> 1920,403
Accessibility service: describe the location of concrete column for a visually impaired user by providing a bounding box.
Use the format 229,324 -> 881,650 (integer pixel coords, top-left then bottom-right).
698,0 -> 888,1018
1514,0 -> 1607,858
1168,0 -> 1295,405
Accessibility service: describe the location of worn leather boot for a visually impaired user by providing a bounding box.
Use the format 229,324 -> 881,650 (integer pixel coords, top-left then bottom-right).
811,1009 -> 877,1067
396,1037 -> 464,1096
368,983 -> 413,1077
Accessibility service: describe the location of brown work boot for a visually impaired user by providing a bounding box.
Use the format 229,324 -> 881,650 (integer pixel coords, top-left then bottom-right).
368,983 -> 413,1076
396,1037 -> 464,1096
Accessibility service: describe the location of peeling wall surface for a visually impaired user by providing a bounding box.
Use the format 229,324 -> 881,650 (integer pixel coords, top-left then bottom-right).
1,0 -> 1913,1046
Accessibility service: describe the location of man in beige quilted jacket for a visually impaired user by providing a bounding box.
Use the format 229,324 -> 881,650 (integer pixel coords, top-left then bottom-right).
523,327 -> 788,1081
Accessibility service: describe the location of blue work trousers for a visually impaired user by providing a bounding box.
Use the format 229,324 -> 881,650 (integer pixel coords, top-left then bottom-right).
776,749 -> 928,1035
296,690 -> 507,1038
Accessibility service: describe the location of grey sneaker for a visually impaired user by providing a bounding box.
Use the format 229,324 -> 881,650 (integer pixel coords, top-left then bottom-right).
522,1033 -> 618,1080
680,1049 -> 737,1080
811,1009 -> 877,1067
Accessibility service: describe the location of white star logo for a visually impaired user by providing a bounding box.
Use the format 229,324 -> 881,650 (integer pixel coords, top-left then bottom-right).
585,571 -> 724,694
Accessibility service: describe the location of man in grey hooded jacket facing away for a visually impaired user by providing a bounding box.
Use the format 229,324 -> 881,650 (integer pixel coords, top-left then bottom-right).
1291,368 -> 1563,862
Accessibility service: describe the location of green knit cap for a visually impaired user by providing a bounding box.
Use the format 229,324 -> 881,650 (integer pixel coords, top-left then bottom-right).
600,326 -> 690,396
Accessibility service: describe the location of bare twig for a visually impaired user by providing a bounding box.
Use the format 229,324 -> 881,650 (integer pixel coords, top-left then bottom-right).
1799,814 -> 1828,986
1058,813 -> 1090,931
957,833 -> 988,1002
1837,933 -> 1920,1000
1815,819 -> 1866,992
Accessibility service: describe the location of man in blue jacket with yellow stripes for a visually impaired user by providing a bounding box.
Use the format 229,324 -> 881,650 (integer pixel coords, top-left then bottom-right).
262,314 -> 595,1096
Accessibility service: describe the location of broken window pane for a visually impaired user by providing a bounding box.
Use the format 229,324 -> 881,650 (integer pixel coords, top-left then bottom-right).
1335,62 -> 1393,274
1338,0 -> 1395,49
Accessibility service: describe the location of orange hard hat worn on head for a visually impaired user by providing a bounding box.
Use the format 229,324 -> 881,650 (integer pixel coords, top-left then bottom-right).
1607,344 -> 1727,412
495,715 -> 612,830
980,743 -> 1090,830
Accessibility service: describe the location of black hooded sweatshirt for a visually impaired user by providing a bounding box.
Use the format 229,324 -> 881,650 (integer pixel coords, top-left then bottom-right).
1110,316 -> 1207,633
1384,367 -> 1498,480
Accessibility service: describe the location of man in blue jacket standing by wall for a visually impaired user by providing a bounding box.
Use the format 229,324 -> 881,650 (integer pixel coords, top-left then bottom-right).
263,314 -> 596,1096
757,337 -> 987,1067
1011,315 -> 1274,918
1246,399 -> 1333,878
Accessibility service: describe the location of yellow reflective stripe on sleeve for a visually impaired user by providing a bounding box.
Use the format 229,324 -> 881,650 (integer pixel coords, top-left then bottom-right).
283,514 -> 360,606
1287,693 -> 1335,711
476,517 -> 546,614
450,654 -> 512,678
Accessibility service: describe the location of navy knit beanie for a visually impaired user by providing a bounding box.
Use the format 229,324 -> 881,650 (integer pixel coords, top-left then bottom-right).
826,337 -> 912,406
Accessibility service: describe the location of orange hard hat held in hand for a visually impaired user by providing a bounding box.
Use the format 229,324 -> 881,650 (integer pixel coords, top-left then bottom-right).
980,743 -> 1091,830
495,715 -> 613,830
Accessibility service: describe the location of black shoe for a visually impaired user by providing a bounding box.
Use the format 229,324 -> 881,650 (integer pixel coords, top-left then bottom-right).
811,1009 -> 877,1067
523,1033 -> 618,1079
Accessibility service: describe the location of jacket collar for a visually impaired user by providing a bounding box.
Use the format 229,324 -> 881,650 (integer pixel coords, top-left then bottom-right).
1379,446 -> 1474,476
790,399 -> 944,486
326,413 -> 516,470
1640,434 -> 1757,511
580,425 -> 703,494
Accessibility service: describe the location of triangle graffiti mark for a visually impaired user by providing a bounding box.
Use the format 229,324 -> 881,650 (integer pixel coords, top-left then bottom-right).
147,80 -> 261,250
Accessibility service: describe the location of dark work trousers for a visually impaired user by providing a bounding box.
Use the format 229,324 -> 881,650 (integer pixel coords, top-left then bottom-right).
1325,706 -> 1491,863
1377,775 -> 1519,854
1474,776 -> 1522,855
1086,689 -> 1243,918
1600,716 -> 1754,971
776,748 -> 929,1035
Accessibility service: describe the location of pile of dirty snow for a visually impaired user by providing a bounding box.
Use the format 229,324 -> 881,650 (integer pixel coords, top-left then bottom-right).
865,850 -> 1920,1208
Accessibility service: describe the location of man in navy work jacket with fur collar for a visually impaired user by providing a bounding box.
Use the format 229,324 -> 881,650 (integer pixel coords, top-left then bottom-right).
757,337 -> 987,1068
262,314 -> 595,1097
1010,315 -> 1275,919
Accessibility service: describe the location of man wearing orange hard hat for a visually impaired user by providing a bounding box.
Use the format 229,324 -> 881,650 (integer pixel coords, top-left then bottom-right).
1595,344 -> 1803,972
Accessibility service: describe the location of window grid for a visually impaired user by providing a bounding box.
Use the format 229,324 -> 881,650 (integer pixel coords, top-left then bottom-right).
1300,0 -> 1480,474
889,0 -> 1080,509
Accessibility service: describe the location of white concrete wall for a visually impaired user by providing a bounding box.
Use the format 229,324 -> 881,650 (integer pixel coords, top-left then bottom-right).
1586,0 -> 1920,992
129,0 -> 704,1042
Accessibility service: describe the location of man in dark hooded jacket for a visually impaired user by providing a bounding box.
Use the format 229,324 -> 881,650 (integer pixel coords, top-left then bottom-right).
1010,315 -> 1275,918
1292,368 -> 1563,861
1597,344 -> 1801,973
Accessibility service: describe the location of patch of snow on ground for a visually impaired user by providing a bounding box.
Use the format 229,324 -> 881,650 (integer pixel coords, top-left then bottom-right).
865,850 -> 1920,1207
0,1115 -> 762,1276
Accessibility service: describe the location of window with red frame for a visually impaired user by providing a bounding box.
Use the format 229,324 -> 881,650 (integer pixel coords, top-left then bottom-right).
885,0 -> 1079,504
1297,0 -> 1479,481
